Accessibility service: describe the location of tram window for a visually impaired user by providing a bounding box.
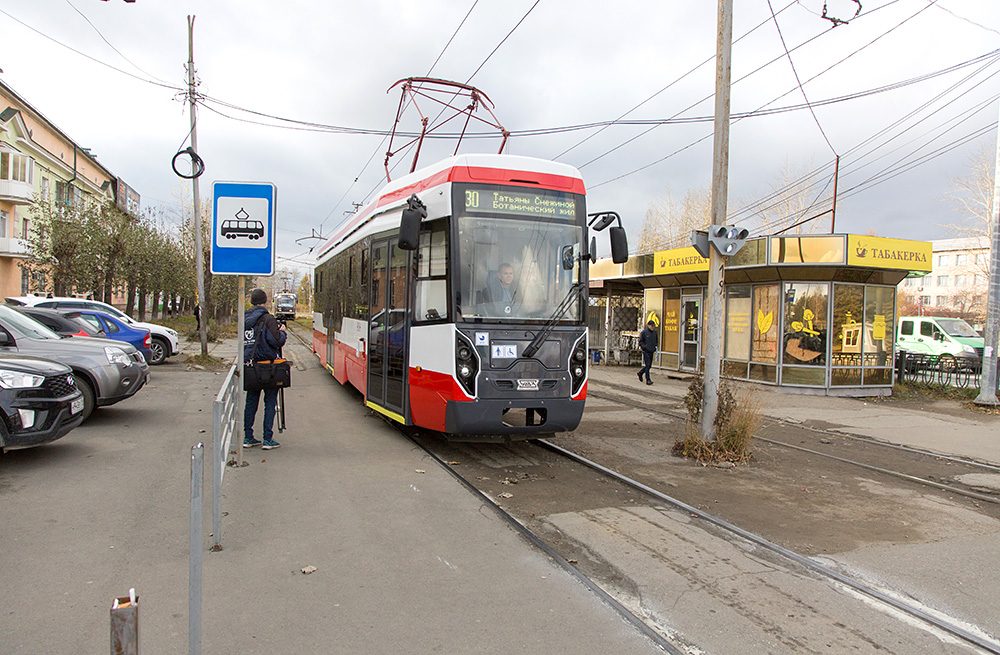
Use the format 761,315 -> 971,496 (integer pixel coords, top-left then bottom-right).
361,251 -> 367,284
348,256 -> 353,287
414,223 -> 449,322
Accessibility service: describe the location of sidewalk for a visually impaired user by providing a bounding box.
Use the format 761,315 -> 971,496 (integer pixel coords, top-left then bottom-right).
587,363 -> 1000,469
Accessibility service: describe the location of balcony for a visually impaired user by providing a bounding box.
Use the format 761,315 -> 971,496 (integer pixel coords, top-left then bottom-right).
0,179 -> 33,204
0,237 -> 29,257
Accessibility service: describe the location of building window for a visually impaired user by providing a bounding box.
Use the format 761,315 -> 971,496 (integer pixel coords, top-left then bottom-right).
20,218 -> 28,240
955,254 -> 967,266
0,210 -> 7,238
41,177 -> 49,202
936,296 -> 946,306
920,295 -> 931,306
954,275 -> 968,286
937,254 -> 951,267
937,275 -> 949,286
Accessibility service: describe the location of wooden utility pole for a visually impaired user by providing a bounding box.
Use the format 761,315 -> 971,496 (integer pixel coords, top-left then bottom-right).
702,0 -> 734,441
187,15 -> 208,356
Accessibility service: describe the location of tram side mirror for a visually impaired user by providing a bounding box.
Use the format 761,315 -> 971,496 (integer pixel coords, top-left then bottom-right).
590,236 -> 598,264
609,226 -> 629,264
561,245 -> 575,270
397,194 -> 427,251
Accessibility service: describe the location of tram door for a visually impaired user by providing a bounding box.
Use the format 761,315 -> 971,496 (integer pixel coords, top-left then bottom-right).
680,296 -> 701,371
367,240 -> 409,416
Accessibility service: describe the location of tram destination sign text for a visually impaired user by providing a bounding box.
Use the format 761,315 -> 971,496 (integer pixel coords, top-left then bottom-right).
464,188 -> 576,219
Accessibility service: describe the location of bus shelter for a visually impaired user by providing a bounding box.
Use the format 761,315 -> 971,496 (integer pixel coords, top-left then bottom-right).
590,234 -> 932,396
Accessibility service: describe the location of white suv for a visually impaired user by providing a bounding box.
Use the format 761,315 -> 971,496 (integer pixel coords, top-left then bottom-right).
6,295 -> 180,365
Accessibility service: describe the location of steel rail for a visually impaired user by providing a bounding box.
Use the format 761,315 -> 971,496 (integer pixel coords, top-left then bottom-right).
534,438 -> 1000,655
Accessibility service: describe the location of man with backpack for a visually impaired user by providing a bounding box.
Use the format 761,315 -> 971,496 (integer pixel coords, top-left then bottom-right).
244,288 -> 287,450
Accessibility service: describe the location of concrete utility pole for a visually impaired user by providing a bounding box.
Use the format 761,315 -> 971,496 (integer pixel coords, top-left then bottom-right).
975,100 -> 1000,406
188,15 -> 209,357
702,0 -> 734,441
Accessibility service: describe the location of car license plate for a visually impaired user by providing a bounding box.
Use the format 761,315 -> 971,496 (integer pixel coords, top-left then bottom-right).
517,379 -> 539,391
71,397 -> 84,415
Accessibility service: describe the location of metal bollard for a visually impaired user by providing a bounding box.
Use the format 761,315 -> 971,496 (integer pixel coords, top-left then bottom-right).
190,443 -> 203,655
110,588 -> 139,655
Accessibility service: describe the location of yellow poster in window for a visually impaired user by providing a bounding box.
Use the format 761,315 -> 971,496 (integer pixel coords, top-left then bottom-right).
873,314 -> 886,340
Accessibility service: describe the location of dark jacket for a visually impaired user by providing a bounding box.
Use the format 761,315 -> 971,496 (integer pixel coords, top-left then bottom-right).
639,325 -> 658,354
244,306 -> 287,362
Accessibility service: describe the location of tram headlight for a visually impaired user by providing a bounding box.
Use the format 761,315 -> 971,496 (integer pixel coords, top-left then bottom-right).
570,337 -> 587,396
455,333 -> 479,396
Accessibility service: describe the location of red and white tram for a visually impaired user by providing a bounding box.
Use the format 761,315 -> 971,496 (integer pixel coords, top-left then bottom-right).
312,153 -> 626,440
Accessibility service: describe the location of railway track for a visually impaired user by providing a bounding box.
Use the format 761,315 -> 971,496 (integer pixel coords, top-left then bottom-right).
403,425 -> 1000,654
588,385 -> 1000,508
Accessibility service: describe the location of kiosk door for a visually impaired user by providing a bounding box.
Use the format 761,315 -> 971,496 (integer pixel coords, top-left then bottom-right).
367,241 -> 409,417
680,296 -> 701,371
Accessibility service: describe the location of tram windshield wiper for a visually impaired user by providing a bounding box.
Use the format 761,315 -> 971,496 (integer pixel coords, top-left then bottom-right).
522,283 -> 583,359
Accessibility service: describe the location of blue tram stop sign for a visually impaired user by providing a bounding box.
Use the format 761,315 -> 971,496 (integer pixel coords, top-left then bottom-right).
211,181 -> 277,276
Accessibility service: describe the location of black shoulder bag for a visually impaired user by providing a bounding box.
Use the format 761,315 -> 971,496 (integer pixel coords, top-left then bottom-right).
243,319 -> 292,391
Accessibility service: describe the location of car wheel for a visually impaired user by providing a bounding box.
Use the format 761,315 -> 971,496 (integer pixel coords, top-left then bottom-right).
73,374 -> 95,421
149,337 -> 168,365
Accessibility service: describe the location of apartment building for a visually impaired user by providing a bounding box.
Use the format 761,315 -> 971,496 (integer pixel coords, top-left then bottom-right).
0,79 -> 121,298
898,236 -> 989,327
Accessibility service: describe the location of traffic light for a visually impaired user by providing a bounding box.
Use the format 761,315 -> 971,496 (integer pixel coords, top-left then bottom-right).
691,230 -> 711,258
707,225 -> 749,256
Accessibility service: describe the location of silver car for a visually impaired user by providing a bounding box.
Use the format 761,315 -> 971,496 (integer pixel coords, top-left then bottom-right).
0,305 -> 149,420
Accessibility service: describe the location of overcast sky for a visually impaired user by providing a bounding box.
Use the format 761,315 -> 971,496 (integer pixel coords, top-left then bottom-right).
2,0 -> 998,280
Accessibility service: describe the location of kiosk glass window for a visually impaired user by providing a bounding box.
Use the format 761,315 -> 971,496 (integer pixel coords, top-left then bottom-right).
724,286 -> 752,361
830,284 -> 864,386
864,286 -> 895,382
782,283 -> 828,386
751,284 -> 779,364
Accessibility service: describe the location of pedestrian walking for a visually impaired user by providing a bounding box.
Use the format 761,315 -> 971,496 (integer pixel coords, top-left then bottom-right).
194,303 -> 201,330
243,288 -> 287,450
637,319 -> 658,385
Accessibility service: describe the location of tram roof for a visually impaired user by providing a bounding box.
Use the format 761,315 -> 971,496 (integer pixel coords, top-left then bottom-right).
315,154 -> 585,263
590,234 -> 932,289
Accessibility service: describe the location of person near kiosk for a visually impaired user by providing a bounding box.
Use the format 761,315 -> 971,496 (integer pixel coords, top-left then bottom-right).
637,319 -> 658,385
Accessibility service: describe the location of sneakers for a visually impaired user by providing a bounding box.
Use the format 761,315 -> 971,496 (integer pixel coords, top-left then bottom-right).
243,438 -> 262,448
262,439 -> 281,450
637,371 -> 643,381
646,380 -> 653,385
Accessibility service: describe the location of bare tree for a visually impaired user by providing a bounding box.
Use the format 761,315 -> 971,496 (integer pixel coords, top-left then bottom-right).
637,188 -> 711,253
945,142 -> 995,277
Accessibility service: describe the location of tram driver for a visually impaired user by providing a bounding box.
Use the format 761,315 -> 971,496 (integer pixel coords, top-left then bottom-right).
481,262 -> 518,315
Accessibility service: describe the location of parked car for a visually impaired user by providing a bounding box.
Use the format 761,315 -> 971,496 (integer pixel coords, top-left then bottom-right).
0,354 -> 85,452
6,295 -> 179,365
70,309 -> 153,363
14,306 -> 105,338
897,316 -> 984,363
0,304 -> 149,420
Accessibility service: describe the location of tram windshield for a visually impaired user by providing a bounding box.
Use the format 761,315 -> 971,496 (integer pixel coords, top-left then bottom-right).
455,186 -> 585,323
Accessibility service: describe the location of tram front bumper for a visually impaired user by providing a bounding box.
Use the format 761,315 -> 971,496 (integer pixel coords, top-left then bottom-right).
444,397 -> 585,441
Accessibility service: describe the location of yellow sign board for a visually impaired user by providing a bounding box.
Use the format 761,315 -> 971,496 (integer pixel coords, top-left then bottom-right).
847,235 -> 931,272
654,247 -> 709,275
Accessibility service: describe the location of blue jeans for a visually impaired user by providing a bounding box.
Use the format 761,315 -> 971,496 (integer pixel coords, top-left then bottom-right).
245,387 -> 279,441
638,351 -> 653,382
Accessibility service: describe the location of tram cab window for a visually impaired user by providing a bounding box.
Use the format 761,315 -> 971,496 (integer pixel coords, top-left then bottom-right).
457,215 -> 583,322
414,222 -> 449,322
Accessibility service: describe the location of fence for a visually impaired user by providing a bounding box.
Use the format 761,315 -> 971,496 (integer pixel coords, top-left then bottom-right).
211,364 -> 241,549
895,351 -> 983,389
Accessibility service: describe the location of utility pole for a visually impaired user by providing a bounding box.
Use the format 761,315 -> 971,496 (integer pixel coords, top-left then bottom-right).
702,0 -> 733,441
975,100 -> 1000,406
188,15 -> 208,357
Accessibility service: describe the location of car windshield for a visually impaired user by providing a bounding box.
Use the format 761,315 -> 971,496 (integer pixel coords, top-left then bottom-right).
0,305 -> 62,340
937,318 -> 980,338
455,185 -> 585,323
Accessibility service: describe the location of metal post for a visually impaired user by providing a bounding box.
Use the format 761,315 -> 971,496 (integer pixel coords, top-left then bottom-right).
110,588 -> 139,655
187,16 -> 208,357
189,443 -> 203,655
975,100 -> 1000,405
702,0 -> 733,441
604,293 -> 612,364
211,397 -> 222,550
237,276 -> 245,464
